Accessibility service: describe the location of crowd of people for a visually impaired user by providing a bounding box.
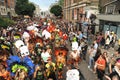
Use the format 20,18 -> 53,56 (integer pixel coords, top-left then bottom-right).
0,17 -> 120,80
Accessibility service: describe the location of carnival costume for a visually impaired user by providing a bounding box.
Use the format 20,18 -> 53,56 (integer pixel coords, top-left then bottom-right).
7,56 -> 35,77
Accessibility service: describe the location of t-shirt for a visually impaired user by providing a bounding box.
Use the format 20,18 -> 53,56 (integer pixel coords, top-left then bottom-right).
94,43 -> 98,50
78,33 -> 83,40
72,41 -> 78,50
96,56 -> 106,70
41,52 -> 51,62
89,49 -> 96,58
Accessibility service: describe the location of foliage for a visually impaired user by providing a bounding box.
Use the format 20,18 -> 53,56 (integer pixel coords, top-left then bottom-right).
0,17 -> 15,28
50,5 -> 62,17
15,0 -> 35,17
58,0 -> 64,7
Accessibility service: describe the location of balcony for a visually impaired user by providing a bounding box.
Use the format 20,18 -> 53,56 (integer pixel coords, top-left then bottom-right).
97,14 -> 120,22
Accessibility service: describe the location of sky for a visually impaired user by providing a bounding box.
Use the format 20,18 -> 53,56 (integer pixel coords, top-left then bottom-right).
29,0 -> 57,11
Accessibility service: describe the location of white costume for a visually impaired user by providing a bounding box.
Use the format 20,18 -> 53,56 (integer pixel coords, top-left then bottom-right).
19,45 -> 29,57
14,40 -> 24,49
72,41 -> 78,51
22,32 -> 30,39
42,30 -> 51,39
66,69 -> 80,80
27,25 -> 35,31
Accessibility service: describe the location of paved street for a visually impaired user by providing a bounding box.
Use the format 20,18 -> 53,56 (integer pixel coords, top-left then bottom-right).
66,40 -> 98,80
66,39 -> 117,80
79,47 -> 116,80
0,0 -> 120,80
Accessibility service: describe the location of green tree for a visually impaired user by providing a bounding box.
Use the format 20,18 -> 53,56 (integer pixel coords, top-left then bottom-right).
0,17 -> 15,28
15,0 -> 35,17
58,0 -> 64,7
50,5 -> 62,17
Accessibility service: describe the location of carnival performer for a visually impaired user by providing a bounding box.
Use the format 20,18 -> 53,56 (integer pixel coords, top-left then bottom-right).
33,65 -> 45,80
56,52 -> 65,79
70,48 -> 80,68
66,66 -> 80,80
45,58 -> 56,80
7,56 -> 35,80
0,63 -> 11,80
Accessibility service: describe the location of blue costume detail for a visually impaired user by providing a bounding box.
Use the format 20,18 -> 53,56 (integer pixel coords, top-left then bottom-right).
7,56 -> 35,76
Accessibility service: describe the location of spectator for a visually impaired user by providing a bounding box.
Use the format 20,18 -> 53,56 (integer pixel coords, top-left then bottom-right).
88,46 -> 97,71
93,40 -> 98,50
94,53 -> 106,80
81,41 -> 88,60
105,58 -> 120,80
106,58 -> 120,80
109,50 -> 120,74
77,31 -> 83,40
105,35 -> 110,50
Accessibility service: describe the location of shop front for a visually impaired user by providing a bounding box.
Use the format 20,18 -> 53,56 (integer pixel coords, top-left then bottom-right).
99,20 -> 120,39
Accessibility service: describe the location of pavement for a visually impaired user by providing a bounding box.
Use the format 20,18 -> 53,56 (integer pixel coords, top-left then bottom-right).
78,47 -> 116,80
66,39 -> 118,80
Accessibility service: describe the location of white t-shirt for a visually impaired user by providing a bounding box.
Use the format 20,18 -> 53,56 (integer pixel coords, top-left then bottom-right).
105,30 -> 110,36
89,49 -> 97,58
106,38 -> 110,45
72,41 -> 78,50
41,51 -> 51,62
94,43 -> 98,50
109,35 -> 113,42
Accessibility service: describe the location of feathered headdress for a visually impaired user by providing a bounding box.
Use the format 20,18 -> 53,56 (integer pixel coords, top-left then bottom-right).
54,47 -> 68,56
7,56 -> 35,77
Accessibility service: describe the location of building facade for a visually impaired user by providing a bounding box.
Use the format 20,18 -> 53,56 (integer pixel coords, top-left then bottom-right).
63,0 -> 99,33
0,0 -> 16,17
98,0 -> 120,38
33,3 -> 41,17
63,0 -> 99,23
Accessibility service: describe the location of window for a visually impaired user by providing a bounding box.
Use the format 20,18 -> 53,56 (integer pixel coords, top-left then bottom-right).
72,9 -> 74,20
106,5 -> 116,14
0,0 -> 4,6
117,25 -> 120,39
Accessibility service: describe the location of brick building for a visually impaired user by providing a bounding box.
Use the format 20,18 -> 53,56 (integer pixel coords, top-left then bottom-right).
98,0 -> 120,38
63,0 -> 99,23
0,0 -> 16,17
